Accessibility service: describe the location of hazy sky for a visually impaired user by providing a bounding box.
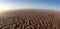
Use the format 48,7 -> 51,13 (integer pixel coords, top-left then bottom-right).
0,0 -> 60,13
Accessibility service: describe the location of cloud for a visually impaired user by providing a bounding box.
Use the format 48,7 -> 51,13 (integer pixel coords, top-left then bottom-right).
0,4 -> 17,13
4,4 -> 17,10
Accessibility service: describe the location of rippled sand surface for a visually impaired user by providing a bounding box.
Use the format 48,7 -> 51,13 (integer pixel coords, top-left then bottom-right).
0,9 -> 60,29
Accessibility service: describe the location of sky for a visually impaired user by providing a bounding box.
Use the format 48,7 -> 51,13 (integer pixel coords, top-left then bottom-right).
0,0 -> 60,13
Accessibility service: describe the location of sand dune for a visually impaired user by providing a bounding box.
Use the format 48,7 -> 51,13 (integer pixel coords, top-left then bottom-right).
0,9 -> 60,29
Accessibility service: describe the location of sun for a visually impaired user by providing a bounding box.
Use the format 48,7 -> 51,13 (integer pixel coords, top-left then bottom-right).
0,6 -> 9,13
0,4 -> 21,13
0,6 -> 6,13
0,4 -> 14,13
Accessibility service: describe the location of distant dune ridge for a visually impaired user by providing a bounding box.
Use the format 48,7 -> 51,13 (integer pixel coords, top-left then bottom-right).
0,9 -> 60,29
